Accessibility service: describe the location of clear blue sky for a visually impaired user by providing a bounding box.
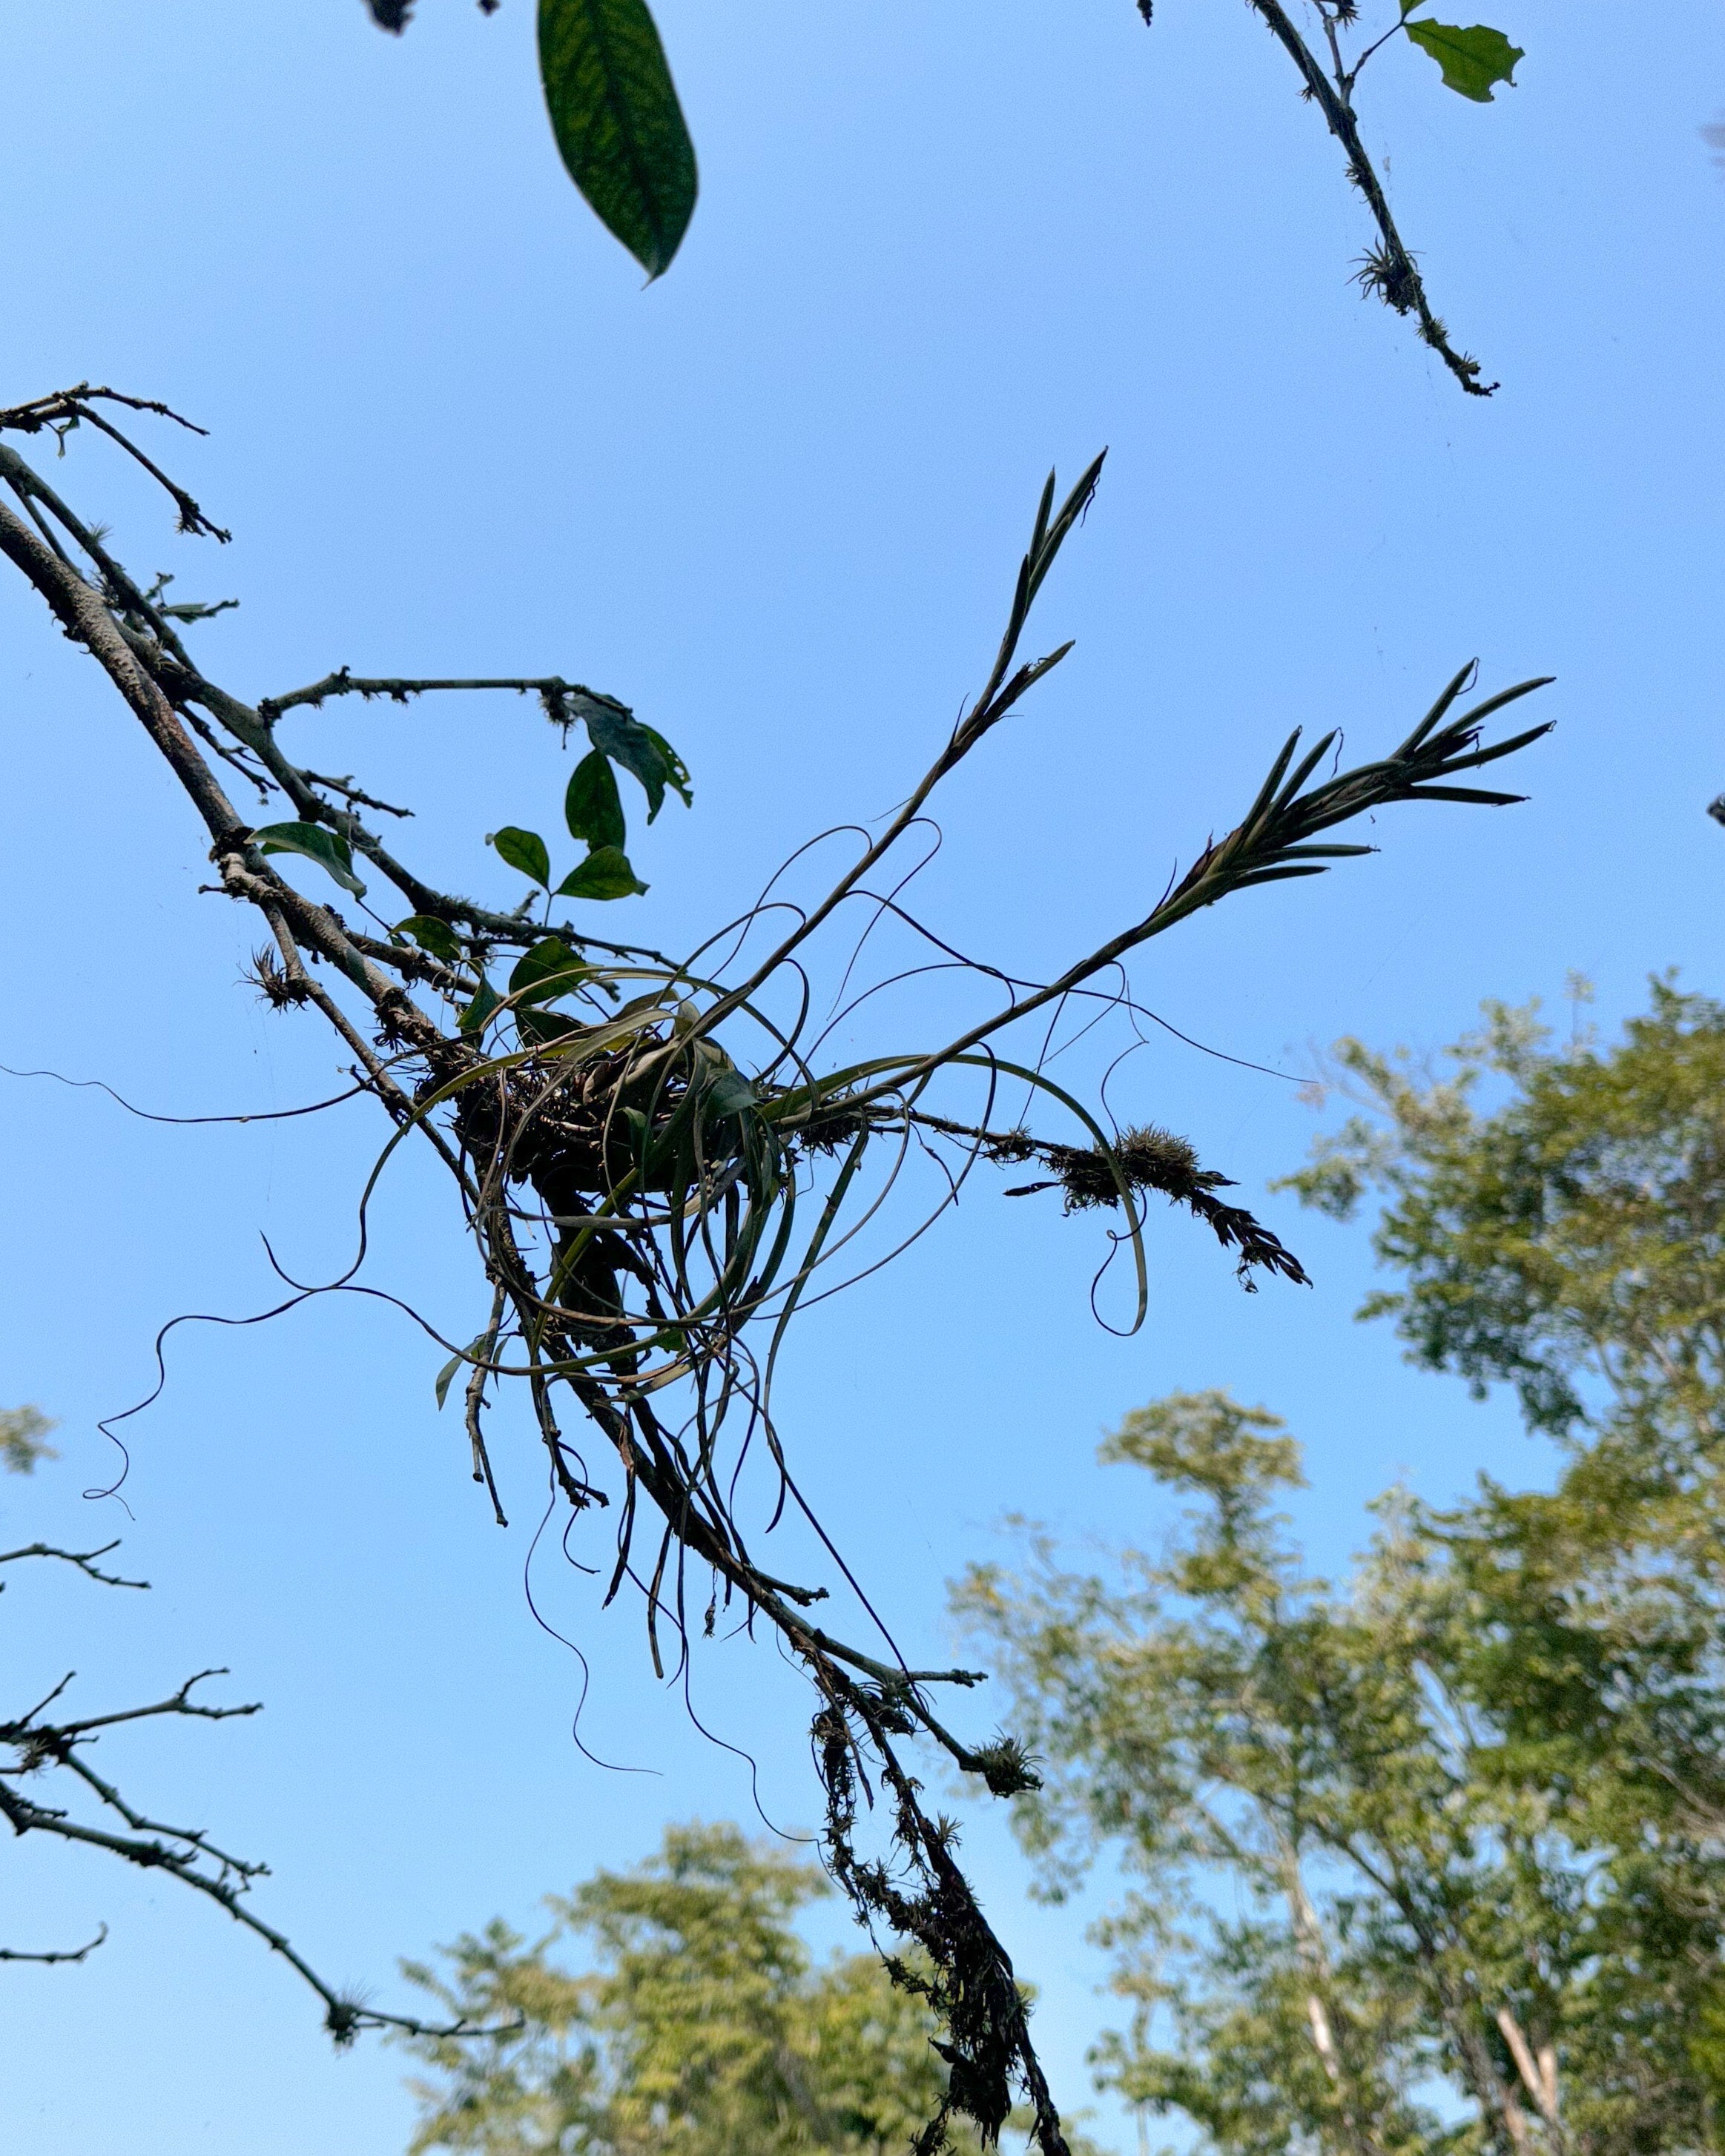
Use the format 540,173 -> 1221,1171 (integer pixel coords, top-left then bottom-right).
1,2 -> 1721,2148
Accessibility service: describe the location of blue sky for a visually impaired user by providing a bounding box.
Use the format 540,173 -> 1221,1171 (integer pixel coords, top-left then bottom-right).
1,1 -> 1723,2148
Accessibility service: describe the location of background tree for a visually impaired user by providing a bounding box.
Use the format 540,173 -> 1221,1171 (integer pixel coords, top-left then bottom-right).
399,1820 -> 1103,2156
956,1383 -> 1725,2156
955,984 -> 1725,2156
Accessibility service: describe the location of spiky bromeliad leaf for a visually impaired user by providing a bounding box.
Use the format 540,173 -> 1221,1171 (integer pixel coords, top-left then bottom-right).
538,0 -> 697,280
1402,13 -> 1524,102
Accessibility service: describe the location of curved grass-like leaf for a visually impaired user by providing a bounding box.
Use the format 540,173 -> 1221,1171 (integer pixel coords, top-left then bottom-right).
538,0 -> 697,280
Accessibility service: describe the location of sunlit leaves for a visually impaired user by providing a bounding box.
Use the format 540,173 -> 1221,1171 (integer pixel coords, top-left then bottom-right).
537,0 -> 698,280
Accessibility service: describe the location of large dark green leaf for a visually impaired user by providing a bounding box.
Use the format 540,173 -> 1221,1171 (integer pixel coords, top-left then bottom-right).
510,936 -> 590,1005
489,826 -> 552,887
460,976 -> 503,1036
557,845 -> 648,901
564,750 -> 627,852
585,705 -> 673,820
254,820 -> 366,898
1402,15 -> 1523,101
538,0 -> 698,281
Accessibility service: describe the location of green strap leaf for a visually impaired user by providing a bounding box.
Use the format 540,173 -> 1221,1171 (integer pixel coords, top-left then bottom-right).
489,826 -> 553,887
538,0 -> 698,281
565,750 -> 627,852
254,820 -> 366,898
1402,17 -> 1523,101
557,844 -> 648,901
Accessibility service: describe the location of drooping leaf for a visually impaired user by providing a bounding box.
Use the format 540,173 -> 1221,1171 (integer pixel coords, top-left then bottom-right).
397,913 -> 463,962
565,750 -> 627,852
641,724 -> 693,808
1402,16 -> 1523,101
434,1329 -> 497,1410
537,0 -> 698,281
510,936 -> 590,1005
254,820 -> 366,898
489,826 -> 553,887
557,845 -> 649,900
585,706 -> 673,820
460,976 -> 503,1035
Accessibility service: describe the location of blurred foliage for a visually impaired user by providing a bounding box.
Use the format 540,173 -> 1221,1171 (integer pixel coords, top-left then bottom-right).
0,1404 -> 56,1475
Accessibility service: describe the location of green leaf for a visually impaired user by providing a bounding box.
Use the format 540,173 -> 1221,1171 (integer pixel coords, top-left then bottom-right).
537,0 -> 698,281
489,826 -> 552,887
641,725 -> 692,808
397,913 -> 462,962
565,750 -> 627,853
460,976 -> 503,1035
517,1007 -> 581,1047
586,707 -> 672,821
510,936 -> 590,1005
435,1330 -> 495,1410
557,845 -> 648,901
254,821 -> 366,898
1402,17 -> 1523,101
704,1071 -> 758,1121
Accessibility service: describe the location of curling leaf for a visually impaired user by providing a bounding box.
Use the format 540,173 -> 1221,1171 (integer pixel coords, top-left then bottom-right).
510,936 -> 590,1005
565,750 -> 627,852
585,706 -> 673,820
397,913 -> 462,962
1402,15 -> 1523,101
538,0 -> 698,280
489,826 -> 553,887
557,845 -> 648,900
254,821 -> 366,898
641,724 -> 693,808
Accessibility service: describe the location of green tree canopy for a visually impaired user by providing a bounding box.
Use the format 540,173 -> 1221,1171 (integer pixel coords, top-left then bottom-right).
957,1386 -> 1725,2156
1277,979 -> 1725,1455
954,980 -> 1725,2156
398,1820 -> 1030,2156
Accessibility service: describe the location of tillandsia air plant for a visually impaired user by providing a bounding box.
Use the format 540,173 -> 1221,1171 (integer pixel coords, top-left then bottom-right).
0,383 -> 1552,2154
